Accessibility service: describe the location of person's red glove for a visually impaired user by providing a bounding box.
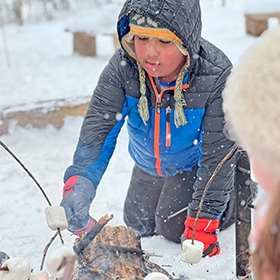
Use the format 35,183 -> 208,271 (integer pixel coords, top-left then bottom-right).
60,175 -> 96,236
183,217 -> 220,257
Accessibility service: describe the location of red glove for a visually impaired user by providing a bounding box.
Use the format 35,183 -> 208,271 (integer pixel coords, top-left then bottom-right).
60,175 -> 97,236
183,217 -> 220,257
73,218 -> 96,236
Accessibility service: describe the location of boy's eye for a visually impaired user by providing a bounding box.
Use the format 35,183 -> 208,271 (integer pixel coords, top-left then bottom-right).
138,36 -> 149,41
160,39 -> 171,44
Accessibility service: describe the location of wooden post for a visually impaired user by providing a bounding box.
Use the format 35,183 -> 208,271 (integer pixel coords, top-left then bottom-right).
244,13 -> 280,37
235,151 -> 252,277
245,15 -> 268,37
73,32 -> 97,57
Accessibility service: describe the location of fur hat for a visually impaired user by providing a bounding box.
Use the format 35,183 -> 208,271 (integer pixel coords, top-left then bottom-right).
122,12 -> 190,128
222,25 -> 280,175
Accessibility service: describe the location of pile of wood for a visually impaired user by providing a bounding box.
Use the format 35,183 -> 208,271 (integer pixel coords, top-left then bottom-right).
70,215 -> 188,280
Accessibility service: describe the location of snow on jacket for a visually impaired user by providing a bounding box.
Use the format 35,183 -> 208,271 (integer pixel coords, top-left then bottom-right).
64,0 -> 236,219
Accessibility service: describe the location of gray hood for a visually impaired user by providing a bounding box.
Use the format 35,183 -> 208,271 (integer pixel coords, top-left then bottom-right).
117,0 -> 202,68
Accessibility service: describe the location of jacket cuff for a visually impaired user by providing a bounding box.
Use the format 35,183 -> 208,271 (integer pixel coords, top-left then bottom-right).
63,176 -> 96,201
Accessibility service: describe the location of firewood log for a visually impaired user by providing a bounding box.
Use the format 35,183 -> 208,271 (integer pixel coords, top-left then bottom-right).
71,214 -> 188,280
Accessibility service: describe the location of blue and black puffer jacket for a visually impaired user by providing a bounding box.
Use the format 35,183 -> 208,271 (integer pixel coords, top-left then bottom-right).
64,0 -> 236,219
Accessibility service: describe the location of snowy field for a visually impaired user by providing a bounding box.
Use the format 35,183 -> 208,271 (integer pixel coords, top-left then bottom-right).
0,0 -> 275,279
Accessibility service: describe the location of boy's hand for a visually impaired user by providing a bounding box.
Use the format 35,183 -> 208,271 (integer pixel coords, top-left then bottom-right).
183,216 -> 220,257
60,176 -> 96,235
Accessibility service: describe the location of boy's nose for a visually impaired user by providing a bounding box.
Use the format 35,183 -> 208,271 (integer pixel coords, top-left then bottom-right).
146,38 -> 160,57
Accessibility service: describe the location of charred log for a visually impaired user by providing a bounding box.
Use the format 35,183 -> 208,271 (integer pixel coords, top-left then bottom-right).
72,215 -> 188,280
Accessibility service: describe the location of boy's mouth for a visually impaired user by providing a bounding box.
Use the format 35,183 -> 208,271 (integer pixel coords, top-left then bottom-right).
146,61 -> 160,70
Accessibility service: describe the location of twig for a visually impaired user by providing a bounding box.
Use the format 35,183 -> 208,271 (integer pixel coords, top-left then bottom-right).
40,230 -> 60,271
165,206 -> 188,221
95,243 -> 144,255
143,251 -> 163,258
57,228 -> 65,246
59,254 -> 78,280
0,140 -> 52,206
73,214 -> 114,255
191,145 -> 238,244
0,140 -> 66,272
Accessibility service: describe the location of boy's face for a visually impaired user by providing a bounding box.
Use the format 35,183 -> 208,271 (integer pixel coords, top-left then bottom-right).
134,36 -> 186,82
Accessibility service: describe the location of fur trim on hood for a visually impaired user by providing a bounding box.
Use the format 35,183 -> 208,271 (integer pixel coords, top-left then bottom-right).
223,25 -> 280,175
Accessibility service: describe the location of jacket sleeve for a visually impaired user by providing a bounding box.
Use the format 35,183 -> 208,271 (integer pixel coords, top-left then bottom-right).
188,66 -> 236,220
64,52 -> 128,189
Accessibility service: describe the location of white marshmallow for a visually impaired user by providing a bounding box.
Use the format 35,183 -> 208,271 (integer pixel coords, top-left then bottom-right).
44,206 -> 68,231
180,239 -> 204,264
30,270 -> 50,280
46,247 -> 76,278
144,272 -> 169,280
0,257 -> 31,280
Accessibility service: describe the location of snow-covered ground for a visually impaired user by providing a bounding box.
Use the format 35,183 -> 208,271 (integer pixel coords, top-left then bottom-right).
0,0 -> 275,279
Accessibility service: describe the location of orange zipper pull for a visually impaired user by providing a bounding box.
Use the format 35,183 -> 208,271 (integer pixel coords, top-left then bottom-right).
156,94 -> 161,113
166,106 -> 171,147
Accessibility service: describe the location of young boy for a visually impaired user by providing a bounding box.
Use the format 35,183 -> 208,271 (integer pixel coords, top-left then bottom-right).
60,0 -> 253,258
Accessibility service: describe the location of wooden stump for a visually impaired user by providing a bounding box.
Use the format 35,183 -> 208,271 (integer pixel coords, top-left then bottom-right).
71,215 -> 188,280
245,13 -> 280,37
73,32 -> 97,57
72,32 -> 120,57
245,15 -> 268,37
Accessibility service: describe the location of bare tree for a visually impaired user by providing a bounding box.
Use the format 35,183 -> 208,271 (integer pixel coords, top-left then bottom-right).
0,4 -> 11,67
1,0 -> 73,25
13,0 -> 23,25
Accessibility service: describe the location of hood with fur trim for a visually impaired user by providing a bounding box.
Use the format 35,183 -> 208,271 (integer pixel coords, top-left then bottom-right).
117,0 -> 202,69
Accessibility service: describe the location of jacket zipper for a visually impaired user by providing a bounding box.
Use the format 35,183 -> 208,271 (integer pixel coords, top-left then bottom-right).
154,91 -> 163,176
149,75 -> 163,176
166,106 -> 171,147
156,93 -> 161,113
147,75 -> 190,176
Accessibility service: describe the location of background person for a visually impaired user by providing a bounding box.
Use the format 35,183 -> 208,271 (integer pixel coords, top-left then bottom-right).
223,25 -> 280,279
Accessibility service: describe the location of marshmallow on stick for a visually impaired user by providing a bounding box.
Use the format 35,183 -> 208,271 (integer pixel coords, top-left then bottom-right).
0,257 -> 31,280
45,206 -> 68,231
180,239 -> 204,264
144,272 -> 169,280
30,270 -> 50,280
46,247 -> 76,278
